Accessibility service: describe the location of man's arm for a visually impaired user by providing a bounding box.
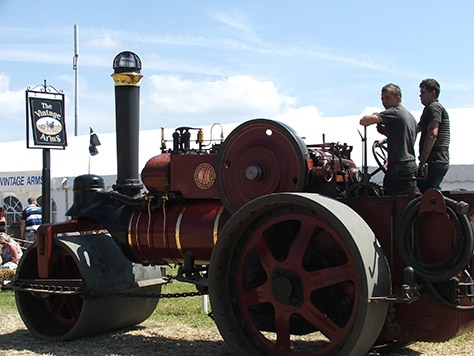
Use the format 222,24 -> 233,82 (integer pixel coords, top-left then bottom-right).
360,114 -> 381,127
418,121 -> 439,173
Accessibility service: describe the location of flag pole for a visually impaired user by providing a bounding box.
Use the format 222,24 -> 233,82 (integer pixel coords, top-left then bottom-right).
73,24 -> 79,136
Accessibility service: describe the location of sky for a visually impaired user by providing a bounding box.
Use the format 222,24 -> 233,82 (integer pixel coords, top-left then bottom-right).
1,1 -> 474,148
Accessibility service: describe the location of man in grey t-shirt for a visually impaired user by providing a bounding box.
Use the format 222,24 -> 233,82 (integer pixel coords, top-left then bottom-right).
417,78 -> 450,192
360,83 -> 417,195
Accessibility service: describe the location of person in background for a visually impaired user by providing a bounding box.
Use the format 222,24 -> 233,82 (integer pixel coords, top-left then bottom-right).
360,83 -> 418,195
417,78 -> 450,192
0,207 -> 6,233
20,197 -> 42,246
0,233 -> 22,269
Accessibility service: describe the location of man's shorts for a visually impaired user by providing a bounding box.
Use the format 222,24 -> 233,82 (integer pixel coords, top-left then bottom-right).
24,231 -> 37,245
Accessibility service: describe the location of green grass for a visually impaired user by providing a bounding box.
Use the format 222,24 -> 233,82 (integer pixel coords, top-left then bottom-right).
0,289 -> 16,310
149,267 -> 215,328
0,267 -> 215,328
448,330 -> 474,345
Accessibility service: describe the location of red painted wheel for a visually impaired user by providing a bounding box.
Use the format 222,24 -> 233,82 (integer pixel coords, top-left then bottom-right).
42,249 -> 83,327
210,193 -> 389,356
217,119 -> 308,213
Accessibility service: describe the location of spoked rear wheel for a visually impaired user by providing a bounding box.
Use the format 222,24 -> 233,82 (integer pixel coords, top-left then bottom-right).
210,193 -> 389,356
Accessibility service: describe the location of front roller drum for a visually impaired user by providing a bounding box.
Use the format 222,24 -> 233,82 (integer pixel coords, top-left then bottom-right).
15,233 -> 162,341
209,193 -> 390,356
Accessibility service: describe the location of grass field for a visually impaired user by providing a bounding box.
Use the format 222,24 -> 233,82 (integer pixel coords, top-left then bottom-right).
0,266 -> 215,327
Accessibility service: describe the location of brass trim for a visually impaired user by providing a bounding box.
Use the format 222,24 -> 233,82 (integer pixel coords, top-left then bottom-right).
213,205 -> 225,244
175,205 -> 187,258
127,212 -> 134,248
146,201 -> 153,251
133,210 -> 148,262
111,73 -> 143,86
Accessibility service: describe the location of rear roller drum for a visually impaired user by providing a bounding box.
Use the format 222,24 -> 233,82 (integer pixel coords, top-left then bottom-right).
15,233 -> 162,341
210,193 -> 389,356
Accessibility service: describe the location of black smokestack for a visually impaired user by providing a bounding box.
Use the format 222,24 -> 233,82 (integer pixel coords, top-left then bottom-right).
111,51 -> 143,197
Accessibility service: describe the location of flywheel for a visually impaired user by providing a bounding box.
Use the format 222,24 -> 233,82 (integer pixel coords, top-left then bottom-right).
217,119 -> 309,213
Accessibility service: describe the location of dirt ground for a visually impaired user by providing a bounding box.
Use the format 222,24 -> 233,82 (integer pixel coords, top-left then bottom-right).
1,309 -> 474,356
0,312 -> 232,356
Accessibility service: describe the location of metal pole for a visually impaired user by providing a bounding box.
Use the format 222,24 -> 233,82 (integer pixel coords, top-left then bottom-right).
202,294 -> 209,314
74,24 -> 79,136
363,126 -> 368,176
42,148 -> 51,223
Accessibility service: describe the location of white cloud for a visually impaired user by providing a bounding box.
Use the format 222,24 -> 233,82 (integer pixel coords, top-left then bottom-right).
273,106 -> 323,138
0,74 -> 9,92
213,11 -> 252,34
86,32 -> 121,50
0,48 -> 70,65
146,75 -> 297,124
0,74 -> 24,114
360,106 -> 383,116
0,74 -> 27,142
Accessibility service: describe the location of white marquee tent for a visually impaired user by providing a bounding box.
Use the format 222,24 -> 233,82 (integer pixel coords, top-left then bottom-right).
1,107 -> 473,230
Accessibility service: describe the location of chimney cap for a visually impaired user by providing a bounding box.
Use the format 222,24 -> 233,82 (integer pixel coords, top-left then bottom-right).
113,51 -> 141,74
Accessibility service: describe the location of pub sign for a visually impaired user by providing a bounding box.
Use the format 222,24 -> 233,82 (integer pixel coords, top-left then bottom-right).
26,90 -> 67,149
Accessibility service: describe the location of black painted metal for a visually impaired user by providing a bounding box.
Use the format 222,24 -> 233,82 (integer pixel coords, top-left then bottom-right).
42,148 -> 51,223
65,175 -> 135,262
113,51 -> 142,74
15,233 -> 162,341
112,52 -> 143,197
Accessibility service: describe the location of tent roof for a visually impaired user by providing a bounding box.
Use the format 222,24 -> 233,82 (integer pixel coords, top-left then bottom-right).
1,108 -> 473,180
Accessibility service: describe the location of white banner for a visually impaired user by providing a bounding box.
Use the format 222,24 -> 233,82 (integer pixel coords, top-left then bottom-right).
0,171 -> 42,193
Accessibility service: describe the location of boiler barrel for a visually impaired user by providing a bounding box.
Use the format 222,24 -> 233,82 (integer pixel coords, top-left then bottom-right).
128,200 -> 230,265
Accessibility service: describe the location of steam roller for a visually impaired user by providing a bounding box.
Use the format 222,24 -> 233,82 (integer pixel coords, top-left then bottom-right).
6,51 -> 474,356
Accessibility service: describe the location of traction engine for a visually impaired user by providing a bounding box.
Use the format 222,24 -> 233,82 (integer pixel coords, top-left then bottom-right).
6,52 -> 474,356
